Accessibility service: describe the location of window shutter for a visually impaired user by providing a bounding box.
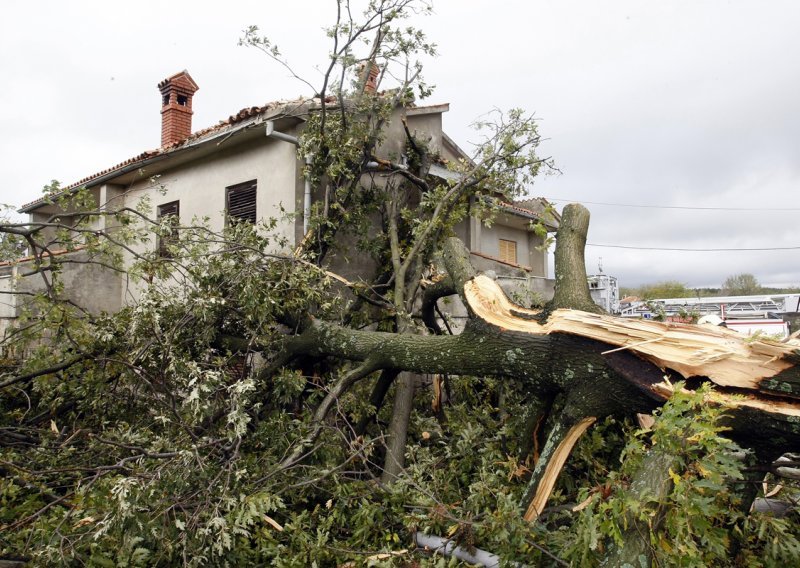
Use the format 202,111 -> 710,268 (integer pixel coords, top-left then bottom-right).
157,201 -> 180,257
498,239 -> 517,264
226,180 -> 257,224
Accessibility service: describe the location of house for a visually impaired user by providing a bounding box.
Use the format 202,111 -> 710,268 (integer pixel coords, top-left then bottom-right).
3,70 -> 558,329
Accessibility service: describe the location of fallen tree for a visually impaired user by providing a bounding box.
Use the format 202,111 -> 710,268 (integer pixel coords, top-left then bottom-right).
3,2 -> 800,563
279,204 -> 800,521
4,204 -> 800,565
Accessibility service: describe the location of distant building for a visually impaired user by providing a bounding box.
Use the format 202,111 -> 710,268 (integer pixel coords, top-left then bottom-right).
588,273 -> 619,314
619,294 -> 800,320
618,293 -> 800,338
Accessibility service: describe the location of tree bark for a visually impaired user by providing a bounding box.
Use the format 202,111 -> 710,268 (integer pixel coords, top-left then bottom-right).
381,371 -> 416,482
517,395 -> 554,464
548,204 -> 605,314
522,415 -> 597,520
354,369 -> 399,436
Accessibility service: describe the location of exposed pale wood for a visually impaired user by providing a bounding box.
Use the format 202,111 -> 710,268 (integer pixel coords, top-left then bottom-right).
523,416 -> 597,521
601,337 -> 663,355
652,382 -> 800,417
636,413 -> 655,429
431,374 -> 443,412
465,274 -> 800,393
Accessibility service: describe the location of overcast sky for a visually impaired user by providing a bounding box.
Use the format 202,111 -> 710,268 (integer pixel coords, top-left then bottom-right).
2,0 -> 798,287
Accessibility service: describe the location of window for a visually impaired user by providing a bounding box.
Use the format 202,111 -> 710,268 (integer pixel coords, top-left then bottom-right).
226,180 -> 257,224
498,239 -> 517,264
157,201 -> 180,257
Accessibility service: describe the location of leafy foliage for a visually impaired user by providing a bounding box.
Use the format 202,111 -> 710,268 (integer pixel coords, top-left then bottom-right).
723,272 -> 763,296
561,385 -> 800,567
1,2 -> 798,566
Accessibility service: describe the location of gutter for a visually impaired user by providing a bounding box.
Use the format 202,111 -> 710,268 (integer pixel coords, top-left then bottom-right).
265,121 -> 315,234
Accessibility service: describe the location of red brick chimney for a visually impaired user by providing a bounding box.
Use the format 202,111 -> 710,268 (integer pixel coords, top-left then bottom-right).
363,62 -> 380,94
158,70 -> 199,147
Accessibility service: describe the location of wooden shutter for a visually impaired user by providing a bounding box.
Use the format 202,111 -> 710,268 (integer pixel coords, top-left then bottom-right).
498,239 -> 517,264
157,201 -> 180,257
226,180 -> 257,224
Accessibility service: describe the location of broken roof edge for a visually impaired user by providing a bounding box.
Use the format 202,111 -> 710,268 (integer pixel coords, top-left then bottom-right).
441,131 -> 473,165
406,103 -> 449,116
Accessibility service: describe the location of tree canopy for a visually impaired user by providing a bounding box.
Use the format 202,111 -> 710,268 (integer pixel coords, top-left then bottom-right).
723,272 -> 763,296
621,280 -> 694,300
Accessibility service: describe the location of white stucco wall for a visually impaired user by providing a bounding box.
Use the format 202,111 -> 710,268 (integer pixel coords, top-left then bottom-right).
405,112 -> 443,154
125,137 -> 299,236
115,135 -> 301,304
374,107 -> 445,161
471,212 -> 549,277
0,273 -> 16,320
479,223 -> 530,265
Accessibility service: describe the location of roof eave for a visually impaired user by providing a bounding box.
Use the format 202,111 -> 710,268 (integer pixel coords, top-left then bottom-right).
498,204 -> 560,231
441,131 -> 474,165
19,106 -> 305,214
18,154 -> 169,214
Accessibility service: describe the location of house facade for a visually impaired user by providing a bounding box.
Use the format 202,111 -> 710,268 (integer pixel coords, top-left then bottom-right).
4,71 -> 557,329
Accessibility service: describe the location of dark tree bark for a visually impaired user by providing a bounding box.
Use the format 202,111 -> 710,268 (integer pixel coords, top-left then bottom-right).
381,371 -> 416,482
354,369 -> 399,436
547,202 -> 604,314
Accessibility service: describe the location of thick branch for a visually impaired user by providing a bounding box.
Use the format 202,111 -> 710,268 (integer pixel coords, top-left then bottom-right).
277,205 -> 800,524
420,275 -> 455,333
0,353 -> 94,390
547,203 -> 603,314
279,359 -> 380,469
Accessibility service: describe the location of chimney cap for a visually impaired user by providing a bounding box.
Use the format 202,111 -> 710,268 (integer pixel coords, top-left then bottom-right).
158,70 -> 199,94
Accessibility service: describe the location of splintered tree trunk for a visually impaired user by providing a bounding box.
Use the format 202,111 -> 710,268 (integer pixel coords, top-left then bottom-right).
522,415 -> 597,521
280,203 -> 800,559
